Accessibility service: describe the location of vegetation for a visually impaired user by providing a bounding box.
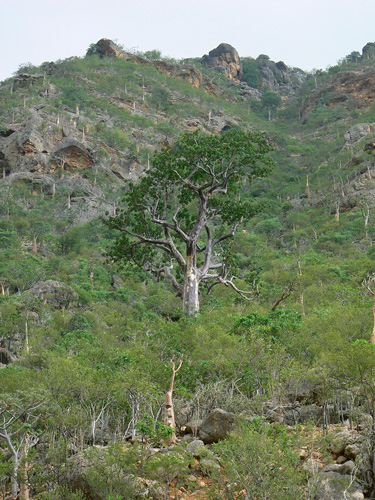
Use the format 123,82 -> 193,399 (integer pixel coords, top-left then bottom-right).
1,39 -> 375,498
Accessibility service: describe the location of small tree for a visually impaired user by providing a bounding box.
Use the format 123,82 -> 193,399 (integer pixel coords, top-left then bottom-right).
105,129 -> 273,315
261,91 -> 282,121
0,390 -> 48,499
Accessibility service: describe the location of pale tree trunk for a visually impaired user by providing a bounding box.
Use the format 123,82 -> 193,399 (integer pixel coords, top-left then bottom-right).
164,360 -> 182,445
183,253 -> 199,315
32,236 -> 37,256
20,440 -> 30,500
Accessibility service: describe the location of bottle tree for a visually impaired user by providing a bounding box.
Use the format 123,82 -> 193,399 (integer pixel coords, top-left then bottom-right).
105,129 -> 273,315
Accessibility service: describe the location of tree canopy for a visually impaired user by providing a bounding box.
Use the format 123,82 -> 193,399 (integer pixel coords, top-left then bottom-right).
105,129 -> 274,315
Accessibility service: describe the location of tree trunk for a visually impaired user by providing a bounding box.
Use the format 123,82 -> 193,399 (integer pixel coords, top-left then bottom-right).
11,453 -> 18,499
164,360 -> 182,445
183,255 -> 199,315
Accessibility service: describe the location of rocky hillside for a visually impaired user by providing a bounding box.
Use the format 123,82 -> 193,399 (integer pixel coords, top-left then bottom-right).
3,38 -> 375,500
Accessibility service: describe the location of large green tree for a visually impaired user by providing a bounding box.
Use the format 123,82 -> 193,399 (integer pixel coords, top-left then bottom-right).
105,129 -> 273,315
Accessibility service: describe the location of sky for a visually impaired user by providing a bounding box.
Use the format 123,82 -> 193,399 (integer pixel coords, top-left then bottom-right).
2,0 -> 375,82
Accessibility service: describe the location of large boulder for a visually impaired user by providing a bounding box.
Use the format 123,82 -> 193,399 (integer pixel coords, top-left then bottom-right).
197,408 -> 235,444
311,462 -> 364,500
202,43 -> 241,80
94,38 -> 149,65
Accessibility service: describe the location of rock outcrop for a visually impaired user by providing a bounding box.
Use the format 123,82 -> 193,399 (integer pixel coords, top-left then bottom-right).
202,43 -> 241,81
300,66 -> 375,119
52,137 -> 93,170
362,42 -> 375,59
255,55 -> 305,97
25,280 -> 78,308
94,38 -> 205,91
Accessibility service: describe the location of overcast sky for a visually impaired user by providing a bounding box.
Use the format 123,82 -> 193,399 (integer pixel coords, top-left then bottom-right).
2,0 -> 375,82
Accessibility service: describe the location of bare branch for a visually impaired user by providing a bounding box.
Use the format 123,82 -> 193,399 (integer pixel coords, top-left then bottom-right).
271,282 -> 295,311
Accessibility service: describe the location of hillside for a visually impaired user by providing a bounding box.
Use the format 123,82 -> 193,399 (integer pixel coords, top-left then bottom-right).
1,38 -> 375,499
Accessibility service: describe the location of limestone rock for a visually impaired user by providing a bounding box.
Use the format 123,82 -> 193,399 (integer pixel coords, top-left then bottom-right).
344,123 -> 375,146
52,137 -> 93,170
95,38 -> 149,65
197,408 -> 235,444
186,439 -> 205,457
311,472 -> 364,500
301,66 -> 375,119
303,458 -> 321,475
330,430 -> 352,455
322,461 -> 355,475
310,461 -> 364,499
202,43 -> 241,80
154,61 -> 203,88
25,280 -> 78,308
345,444 -> 361,460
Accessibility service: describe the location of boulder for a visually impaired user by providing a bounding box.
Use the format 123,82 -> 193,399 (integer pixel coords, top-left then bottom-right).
25,280 -> 78,309
311,462 -> 364,500
186,439 -> 205,457
202,43 -> 241,80
95,38 -> 149,65
330,429 -> 352,455
311,471 -> 364,500
197,408 -> 235,444
303,458 -> 321,475
0,348 -> 17,366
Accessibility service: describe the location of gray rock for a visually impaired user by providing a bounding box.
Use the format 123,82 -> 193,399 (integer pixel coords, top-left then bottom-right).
0,348 -> 17,366
321,460 -> 355,475
52,136 -> 93,169
344,123 -> 375,146
25,280 -> 78,308
198,408 -> 235,444
330,430 -> 352,455
303,458 -> 321,475
111,275 -> 125,289
200,458 -> 221,473
311,472 -> 364,500
345,444 -> 361,460
186,439 -> 205,457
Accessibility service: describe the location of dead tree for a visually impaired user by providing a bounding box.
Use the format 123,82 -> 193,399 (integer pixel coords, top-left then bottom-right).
164,360 -> 182,444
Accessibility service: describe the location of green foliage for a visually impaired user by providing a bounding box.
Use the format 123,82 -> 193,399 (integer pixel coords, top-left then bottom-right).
241,58 -> 261,88
234,309 -> 302,345
213,420 -> 304,499
135,413 -> 174,444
